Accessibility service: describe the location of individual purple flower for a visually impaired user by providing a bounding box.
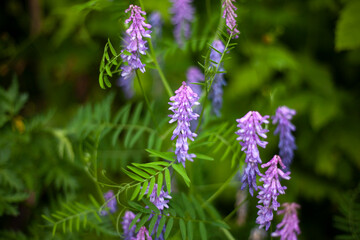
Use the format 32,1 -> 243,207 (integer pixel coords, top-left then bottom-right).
271,203 -> 301,240
169,82 -> 200,167
256,155 -> 290,230
132,226 -> 152,240
148,12 -> 163,42
170,0 -> 195,46
100,190 -> 117,215
209,40 -> 226,116
122,211 -> 136,240
272,106 -> 297,168
235,111 -> 269,196
222,0 -> 240,38
121,5 -> 152,79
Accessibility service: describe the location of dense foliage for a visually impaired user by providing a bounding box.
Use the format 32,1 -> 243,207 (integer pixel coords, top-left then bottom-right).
1,0 -> 360,239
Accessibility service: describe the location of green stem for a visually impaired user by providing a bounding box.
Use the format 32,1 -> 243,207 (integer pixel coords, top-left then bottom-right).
135,70 -> 157,126
201,165 -> 238,207
195,31 -> 233,134
138,0 -> 173,98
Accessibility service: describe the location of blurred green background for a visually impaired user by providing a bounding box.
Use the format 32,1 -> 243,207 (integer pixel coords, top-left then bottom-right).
1,0 -> 360,239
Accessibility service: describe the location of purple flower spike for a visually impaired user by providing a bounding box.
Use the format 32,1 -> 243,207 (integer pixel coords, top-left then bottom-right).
169,82 -> 200,167
209,40 -> 226,116
122,211 -> 136,240
132,226 -> 152,240
121,5 -> 152,79
256,155 -> 290,230
100,190 -> 117,215
222,0 -> 240,38
235,111 -> 269,196
186,67 -> 204,97
272,106 -> 297,168
271,203 -> 301,240
170,0 -> 195,46
146,184 -> 172,211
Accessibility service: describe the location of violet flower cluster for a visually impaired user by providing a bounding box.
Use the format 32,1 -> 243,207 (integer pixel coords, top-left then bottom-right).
100,190 -> 117,216
121,5 -> 152,79
145,184 -> 171,240
122,210 -> 137,240
169,82 -> 200,167
272,106 -> 297,168
170,0 -> 194,46
222,0 -> 240,38
209,40 -> 227,117
256,155 -> 290,230
236,111 -> 269,196
271,203 -> 301,240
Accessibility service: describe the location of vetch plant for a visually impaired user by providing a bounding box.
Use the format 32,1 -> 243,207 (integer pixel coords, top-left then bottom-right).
236,111 -> 269,196
271,203 -> 301,240
272,106 -> 297,168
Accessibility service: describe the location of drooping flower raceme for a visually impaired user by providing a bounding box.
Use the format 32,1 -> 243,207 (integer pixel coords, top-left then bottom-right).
186,67 -> 204,97
144,184 -> 171,240
170,0 -> 194,46
271,203 -> 301,240
132,226 -> 152,240
209,40 -> 226,116
100,190 -> 117,216
272,106 -> 296,168
121,5 -> 152,79
256,155 -> 290,230
236,111 -> 269,196
222,0 -> 240,38
122,210 -> 136,240
169,82 -> 200,167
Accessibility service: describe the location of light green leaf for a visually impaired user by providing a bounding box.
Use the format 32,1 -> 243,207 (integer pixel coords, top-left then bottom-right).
157,172 -> 163,197
172,164 -> 190,187
165,168 -> 171,193
179,219 -> 186,240
165,218 -> 174,239
156,217 -> 166,238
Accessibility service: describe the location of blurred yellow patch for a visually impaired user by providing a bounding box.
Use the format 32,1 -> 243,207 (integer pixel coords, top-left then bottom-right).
13,116 -> 25,133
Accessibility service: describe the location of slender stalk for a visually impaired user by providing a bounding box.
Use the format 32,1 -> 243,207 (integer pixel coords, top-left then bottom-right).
223,196 -> 248,221
201,165 -> 238,207
138,0 -> 173,98
135,70 -> 157,126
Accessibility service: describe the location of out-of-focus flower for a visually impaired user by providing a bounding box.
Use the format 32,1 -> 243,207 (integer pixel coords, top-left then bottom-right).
256,155 -> 290,230
100,190 -> 117,215
169,82 -> 200,167
122,210 -> 136,240
271,203 -> 301,240
148,12 -> 163,42
170,0 -> 194,46
222,0 -> 240,38
209,40 -> 226,116
121,5 -> 152,79
186,66 -> 204,97
272,106 -> 296,168
235,111 -> 269,196
236,187 -> 248,226
132,226 -> 152,240
249,227 -> 267,240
